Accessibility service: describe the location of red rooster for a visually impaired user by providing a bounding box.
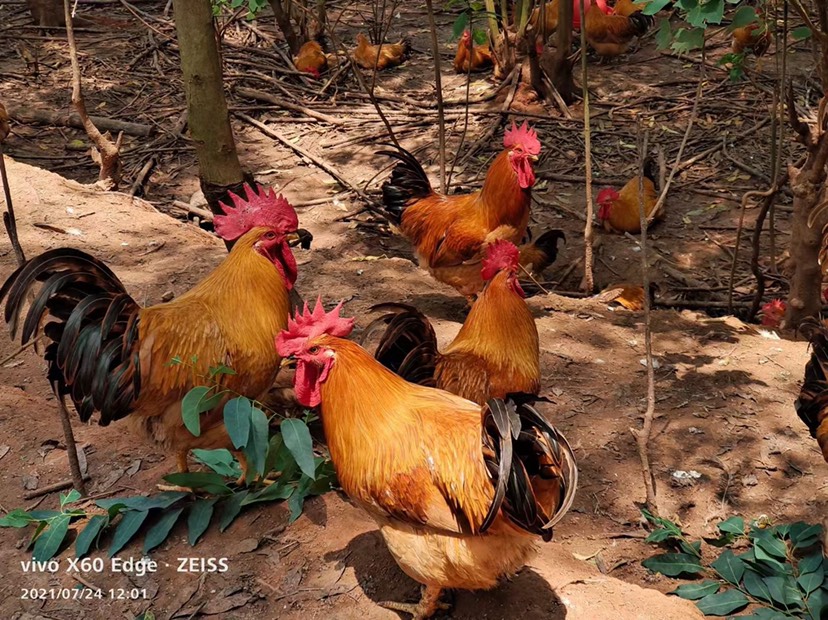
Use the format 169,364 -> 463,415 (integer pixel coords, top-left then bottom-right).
2,185 -> 302,479
276,300 -> 577,619
379,122 -> 542,299
365,240 -> 539,404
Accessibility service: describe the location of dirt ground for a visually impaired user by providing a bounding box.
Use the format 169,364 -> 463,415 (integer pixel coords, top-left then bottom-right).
0,1 -> 827,619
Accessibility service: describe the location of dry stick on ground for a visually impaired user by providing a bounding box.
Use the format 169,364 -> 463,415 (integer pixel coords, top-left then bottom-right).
579,0 -> 594,293
632,123 -> 658,514
234,88 -> 347,125
424,0 -> 446,193
64,0 -> 122,189
236,113 -> 376,206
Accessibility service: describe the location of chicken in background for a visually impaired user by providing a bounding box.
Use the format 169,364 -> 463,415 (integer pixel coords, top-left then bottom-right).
365,240 -> 540,405
1,185 -> 304,480
732,9 -> 770,57
592,282 -> 654,310
353,33 -> 411,70
759,298 -> 787,328
379,122 -> 541,299
795,318 -> 828,463
597,156 -> 662,234
276,300 -> 577,620
454,30 -> 494,73
612,0 -> 647,17
584,2 -> 653,58
529,0 -> 610,33
294,39 -> 328,78
519,228 -> 566,277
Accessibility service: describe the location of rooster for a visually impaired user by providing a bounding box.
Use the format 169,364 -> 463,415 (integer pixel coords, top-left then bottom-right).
379,122 -> 541,299
732,9 -> 770,57
520,228 -> 566,277
276,300 -> 577,620
366,241 -> 539,405
1,185 -> 302,480
759,298 -> 787,328
353,33 -> 411,71
597,156 -> 662,234
584,2 -> 653,58
294,40 -> 328,78
795,318 -> 828,462
529,0 -> 610,33
613,0 -> 647,16
454,30 -> 493,73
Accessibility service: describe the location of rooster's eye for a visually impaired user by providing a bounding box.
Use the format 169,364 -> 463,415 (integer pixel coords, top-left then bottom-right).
308,346 -> 320,354
264,231 -> 276,240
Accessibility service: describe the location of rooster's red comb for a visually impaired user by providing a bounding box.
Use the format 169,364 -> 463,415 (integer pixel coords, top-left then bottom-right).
503,121 -> 541,156
213,183 -> 299,241
481,240 -> 520,280
275,297 -> 355,357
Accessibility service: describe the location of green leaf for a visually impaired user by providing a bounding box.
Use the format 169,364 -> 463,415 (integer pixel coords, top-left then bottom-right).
281,419 -> 316,480
60,489 -> 82,507
792,26 -> 813,41
790,523 -> 823,548
729,6 -> 758,29
718,516 -> 745,535
288,475 -> 314,522
451,11 -> 470,41
800,552 -> 825,575
246,407 -> 270,478
694,589 -> 749,616
808,587 -> 828,620
642,0 -> 672,15
472,29 -> 488,45
765,575 -> 804,608
143,507 -> 184,554
264,434 -> 288,475
33,514 -> 71,562
28,510 -> 61,520
712,550 -> 746,584
75,515 -> 109,558
188,498 -> 218,546
755,536 -> 788,560
192,449 -> 242,478
97,492 -> 187,512
740,609 -> 788,619
672,27 -> 705,53
679,539 -> 702,557
743,568 -> 774,603
224,398 -> 252,449
0,508 -> 37,528
642,553 -> 704,577
798,565 -> 824,596
181,386 -> 223,437
217,491 -> 248,532
163,472 -> 233,495
241,481 -> 294,506
670,580 -> 720,600
309,459 -> 337,495
109,510 -> 150,557
645,528 -> 673,543
209,363 -> 237,378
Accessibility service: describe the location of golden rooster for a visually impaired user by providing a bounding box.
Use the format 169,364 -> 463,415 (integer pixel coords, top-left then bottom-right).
584,2 -> 653,58
353,32 -> 411,70
732,9 -> 770,57
1,185 -> 303,479
454,30 -> 493,73
294,40 -> 328,78
796,318 -> 828,462
597,156 -> 662,234
276,300 -> 577,619
613,0 -> 647,17
379,122 -> 542,299
366,241 -> 540,405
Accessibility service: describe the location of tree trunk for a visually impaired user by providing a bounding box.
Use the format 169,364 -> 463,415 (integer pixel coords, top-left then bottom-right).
549,0 -> 575,103
27,0 -> 64,27
172,0 -> 247,246
786,162 -> 825,326
268,0 -> 301,54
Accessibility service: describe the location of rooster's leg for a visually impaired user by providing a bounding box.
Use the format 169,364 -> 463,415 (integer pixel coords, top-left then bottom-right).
380,585 -> 450,620
233,450 -> 249,486
156,450 -> 193,493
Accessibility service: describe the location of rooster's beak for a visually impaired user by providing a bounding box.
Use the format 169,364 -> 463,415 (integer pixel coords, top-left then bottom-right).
529,155 -> 539,163
286,229 -> 314,250
280,357 -> 296,370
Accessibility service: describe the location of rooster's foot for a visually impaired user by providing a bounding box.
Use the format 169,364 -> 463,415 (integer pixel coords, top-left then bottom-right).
379,585 -> 450,619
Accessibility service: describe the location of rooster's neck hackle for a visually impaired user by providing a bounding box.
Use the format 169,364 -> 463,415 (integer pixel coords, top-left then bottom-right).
478,150 -> 530,227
